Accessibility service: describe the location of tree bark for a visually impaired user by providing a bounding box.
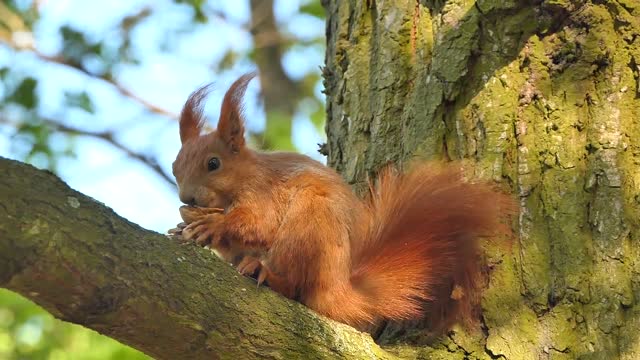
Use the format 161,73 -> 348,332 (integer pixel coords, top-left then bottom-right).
323,0 -> 640,359
0,157 -> 404,359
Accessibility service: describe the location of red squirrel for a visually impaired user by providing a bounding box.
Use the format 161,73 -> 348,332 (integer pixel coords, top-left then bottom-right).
170,73 -> 514,332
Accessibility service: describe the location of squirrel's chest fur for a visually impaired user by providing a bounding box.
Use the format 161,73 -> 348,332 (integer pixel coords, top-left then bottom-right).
245,154 -> 366,286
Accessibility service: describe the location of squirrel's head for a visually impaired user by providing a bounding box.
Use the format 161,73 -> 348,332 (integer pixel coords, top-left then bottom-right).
172,72 -> 256,209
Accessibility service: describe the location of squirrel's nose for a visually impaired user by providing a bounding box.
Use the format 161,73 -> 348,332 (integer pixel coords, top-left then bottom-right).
179,192 -> 196,206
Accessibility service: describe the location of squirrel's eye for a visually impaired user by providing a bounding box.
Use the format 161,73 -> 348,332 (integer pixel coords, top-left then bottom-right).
207,157 -> 221,171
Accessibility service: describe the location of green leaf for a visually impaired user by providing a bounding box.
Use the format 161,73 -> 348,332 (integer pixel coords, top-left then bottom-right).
8,77 -> 38,109
64,91 -> 95,113
59,25 -> 105,66
60,25 -> 85,46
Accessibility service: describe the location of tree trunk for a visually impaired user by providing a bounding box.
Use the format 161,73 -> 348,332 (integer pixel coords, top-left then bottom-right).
323,0 -> 640,359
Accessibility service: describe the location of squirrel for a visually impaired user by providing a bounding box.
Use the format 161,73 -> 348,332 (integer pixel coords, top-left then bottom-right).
169,72 -> 515,332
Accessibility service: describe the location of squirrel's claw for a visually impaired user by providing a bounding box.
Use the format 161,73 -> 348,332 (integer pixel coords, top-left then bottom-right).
237,256 -> 261,276
236,257 -> 269,288
256,267 -> 268,287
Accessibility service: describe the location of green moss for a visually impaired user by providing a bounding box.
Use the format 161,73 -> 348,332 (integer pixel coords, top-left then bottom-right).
485,304 -> 540,359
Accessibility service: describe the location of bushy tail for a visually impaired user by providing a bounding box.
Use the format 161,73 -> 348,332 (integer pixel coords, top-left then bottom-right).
349,163 -> 515,330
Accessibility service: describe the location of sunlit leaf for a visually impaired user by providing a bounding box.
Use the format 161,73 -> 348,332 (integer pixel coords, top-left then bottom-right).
264,111 -> 294,150
300,2 -> 325,18
220,50 -> 240,71
4,0 -> 39,27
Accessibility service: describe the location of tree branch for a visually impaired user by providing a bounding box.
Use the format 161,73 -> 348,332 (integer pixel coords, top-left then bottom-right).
0,157 -> 399,359
40,118 -> 176,187
0,39 -> 178,120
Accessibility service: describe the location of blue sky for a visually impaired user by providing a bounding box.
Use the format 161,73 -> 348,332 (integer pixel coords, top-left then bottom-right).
0,0 -> 325,232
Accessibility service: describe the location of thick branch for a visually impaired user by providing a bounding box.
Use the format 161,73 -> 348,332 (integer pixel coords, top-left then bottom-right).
0,157 -> 397,359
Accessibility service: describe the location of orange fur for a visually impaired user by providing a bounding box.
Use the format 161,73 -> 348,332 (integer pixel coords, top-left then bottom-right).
172,73 -> 516,331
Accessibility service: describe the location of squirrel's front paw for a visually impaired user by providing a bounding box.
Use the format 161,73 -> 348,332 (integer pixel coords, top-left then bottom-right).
166,222 -> 188,242
182,214 -> 224,246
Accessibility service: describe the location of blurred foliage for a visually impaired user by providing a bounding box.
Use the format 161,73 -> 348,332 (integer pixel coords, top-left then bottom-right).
300,2 -> 324,18
0,0 -> 325,358
0,0 -> 326,171
174,0 -> 207,22
0,289 -> 149,359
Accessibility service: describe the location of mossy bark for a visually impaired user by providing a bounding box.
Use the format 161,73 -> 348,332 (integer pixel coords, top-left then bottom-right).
323,0 -> 640,358
0,157 -> 404,359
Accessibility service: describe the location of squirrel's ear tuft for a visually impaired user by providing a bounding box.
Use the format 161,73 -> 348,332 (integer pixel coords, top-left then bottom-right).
180,84 -> 213,144
217,72 -> 256,153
